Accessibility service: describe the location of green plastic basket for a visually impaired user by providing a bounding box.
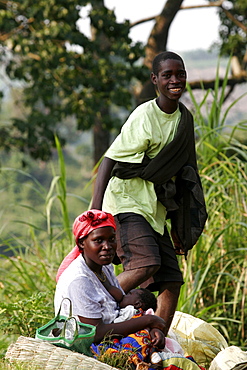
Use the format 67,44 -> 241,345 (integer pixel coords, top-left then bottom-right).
36,298 -> 96,357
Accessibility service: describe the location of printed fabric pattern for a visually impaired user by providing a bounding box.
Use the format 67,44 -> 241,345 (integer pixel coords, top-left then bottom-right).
91,310 -> 206,370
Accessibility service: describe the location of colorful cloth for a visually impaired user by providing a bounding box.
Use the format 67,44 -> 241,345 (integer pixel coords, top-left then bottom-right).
91,310 -> 206,370
160,356 -> 206,370
91,309 -> 152,365
91,329 -> 153,366
91,335 -> 206,370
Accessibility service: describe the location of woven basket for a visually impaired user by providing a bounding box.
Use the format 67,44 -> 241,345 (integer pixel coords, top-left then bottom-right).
5,336 -> 120,370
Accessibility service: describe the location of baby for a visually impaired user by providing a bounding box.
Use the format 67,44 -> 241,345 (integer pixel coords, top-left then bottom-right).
115,288 -> 184,364
114,288 -> 157,323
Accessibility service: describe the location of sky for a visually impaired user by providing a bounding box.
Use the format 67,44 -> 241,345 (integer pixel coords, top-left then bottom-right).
94,0 -> 221,52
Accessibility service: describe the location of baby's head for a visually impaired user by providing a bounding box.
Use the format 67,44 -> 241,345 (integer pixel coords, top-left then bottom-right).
120,288 -> 157,312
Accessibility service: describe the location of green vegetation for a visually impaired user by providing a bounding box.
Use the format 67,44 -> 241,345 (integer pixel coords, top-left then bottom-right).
0,0 -> 148,164
0,64 -> 247,370
1,0 -> 246,165
216,0 -> 247,63
177,61 -> 247,347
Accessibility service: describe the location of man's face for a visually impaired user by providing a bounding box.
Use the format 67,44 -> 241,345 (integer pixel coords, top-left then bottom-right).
151,59 -> 187,102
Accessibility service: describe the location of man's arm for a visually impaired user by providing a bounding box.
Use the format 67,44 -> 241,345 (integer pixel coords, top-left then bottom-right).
91,157 -> 116,210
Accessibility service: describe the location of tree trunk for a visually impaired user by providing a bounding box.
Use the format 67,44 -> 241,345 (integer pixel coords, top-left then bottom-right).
91,1 -> 111,166
137,0 -> 184,105
93,111 -> 110,166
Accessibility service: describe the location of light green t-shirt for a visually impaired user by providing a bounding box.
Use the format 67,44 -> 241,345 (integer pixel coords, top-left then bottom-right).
102,98 -> 181,235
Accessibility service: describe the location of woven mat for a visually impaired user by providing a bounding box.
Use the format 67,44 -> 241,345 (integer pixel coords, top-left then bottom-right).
5,336 -> 120,370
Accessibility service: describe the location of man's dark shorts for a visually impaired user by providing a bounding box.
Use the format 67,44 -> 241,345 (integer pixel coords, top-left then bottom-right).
114,212 -> 184,292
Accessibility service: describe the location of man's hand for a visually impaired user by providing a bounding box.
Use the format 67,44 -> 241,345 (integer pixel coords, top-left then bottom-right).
171,228 -> 185,255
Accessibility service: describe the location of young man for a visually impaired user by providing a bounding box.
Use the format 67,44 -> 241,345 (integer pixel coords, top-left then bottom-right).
91,51 -> 205,335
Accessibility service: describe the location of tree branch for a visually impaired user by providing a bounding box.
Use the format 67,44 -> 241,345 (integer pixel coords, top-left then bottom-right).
130,0 -> 225,28
130,16 -> 159,28
189,75 -> 247,90
220,6 -> 247,33
180,0 -> 224,10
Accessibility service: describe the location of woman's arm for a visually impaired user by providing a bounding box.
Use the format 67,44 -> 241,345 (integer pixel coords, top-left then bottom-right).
78,314 -> 166,344
91,157 -> 116,210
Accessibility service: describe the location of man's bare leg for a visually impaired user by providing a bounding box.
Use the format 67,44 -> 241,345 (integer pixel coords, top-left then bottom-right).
155,281 -> 182,336
117,266 -> 159,293
117,267 -> 182,336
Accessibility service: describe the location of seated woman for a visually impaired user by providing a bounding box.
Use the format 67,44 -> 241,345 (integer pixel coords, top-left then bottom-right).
54,209 -> 166,358
55,209 -> 205,370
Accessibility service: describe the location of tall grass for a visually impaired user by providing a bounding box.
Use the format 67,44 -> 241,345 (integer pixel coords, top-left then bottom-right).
0,139 -> 90,358
177,60 -> 247,347
0,59 -> 247,368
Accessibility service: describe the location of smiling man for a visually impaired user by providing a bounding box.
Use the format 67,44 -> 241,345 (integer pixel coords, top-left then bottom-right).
151,52 -> 186,113
91,51 -> 203,336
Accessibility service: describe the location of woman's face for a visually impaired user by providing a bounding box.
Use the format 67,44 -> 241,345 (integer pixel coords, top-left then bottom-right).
81,226 -> 117,271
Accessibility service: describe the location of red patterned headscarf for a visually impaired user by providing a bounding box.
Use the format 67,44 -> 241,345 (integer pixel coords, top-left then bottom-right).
73,209 -> 116,244
56,209 -> 116,282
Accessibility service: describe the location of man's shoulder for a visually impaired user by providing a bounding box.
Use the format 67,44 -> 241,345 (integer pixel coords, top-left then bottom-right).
126,99 -> 157,124
133,99 -> 155,113
121,99 -> 156,131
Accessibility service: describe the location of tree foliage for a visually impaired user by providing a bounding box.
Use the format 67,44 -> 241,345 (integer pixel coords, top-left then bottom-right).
215,0 -> 247,63
0,0 -> 148,163
0,0 -> 246,164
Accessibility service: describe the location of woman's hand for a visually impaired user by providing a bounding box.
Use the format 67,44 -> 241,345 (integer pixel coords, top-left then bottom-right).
147,315 -> 166,333
149,328 -> 166,349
